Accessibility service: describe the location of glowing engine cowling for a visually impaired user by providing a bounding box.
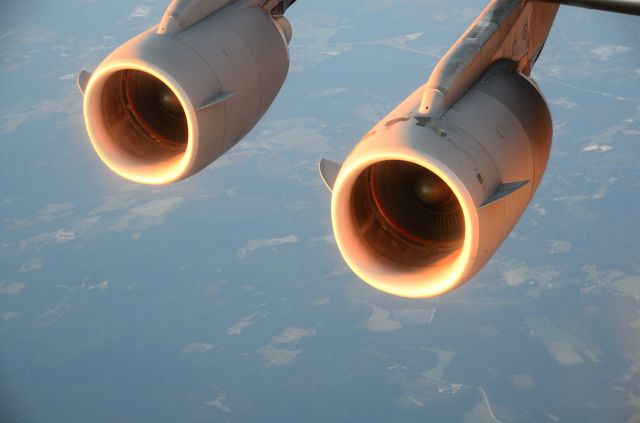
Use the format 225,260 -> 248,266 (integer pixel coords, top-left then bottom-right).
331,60 -> 552,298
82,4 -> 289,184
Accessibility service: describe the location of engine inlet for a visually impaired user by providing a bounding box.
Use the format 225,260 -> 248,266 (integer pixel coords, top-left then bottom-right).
351,160 -> 464,268
101,69 -> 188,161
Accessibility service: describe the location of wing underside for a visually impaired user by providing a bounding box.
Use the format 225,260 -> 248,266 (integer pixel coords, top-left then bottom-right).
542,0 -> 640,15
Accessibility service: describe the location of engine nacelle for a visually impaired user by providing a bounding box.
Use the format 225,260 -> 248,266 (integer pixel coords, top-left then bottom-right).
82,4 -> 290,184
331,61 -> 552,298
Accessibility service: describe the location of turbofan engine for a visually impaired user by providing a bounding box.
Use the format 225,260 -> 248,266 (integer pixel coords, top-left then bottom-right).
80,1 -> 291,184
328,60 -> 552,298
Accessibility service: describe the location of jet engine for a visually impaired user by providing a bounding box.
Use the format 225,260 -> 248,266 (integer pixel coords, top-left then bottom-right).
81,2 -> 290,184
329,61 -> 552,298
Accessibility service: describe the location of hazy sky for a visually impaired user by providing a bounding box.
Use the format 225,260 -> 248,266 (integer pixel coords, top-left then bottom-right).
1,1 -> 639,422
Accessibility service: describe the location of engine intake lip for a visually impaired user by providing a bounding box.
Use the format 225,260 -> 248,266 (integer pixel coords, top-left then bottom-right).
83,62 -> 197,185
331,150 -> 479,298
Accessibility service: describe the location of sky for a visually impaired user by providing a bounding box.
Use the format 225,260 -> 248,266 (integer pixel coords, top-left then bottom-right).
1,1 -> 640,422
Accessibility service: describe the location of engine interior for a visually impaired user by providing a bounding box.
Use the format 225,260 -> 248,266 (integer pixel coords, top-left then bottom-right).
100,69 -> 188,163
350,160 -> 465,269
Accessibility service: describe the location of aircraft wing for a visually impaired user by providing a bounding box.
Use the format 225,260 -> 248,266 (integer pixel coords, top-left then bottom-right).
544,0 -> 640,16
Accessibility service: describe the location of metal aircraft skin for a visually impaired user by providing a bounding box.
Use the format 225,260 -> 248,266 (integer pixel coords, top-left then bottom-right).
78,0 -> 640,298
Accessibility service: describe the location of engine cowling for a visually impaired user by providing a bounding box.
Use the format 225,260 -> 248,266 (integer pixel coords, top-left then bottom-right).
82,4 -> 290,184
331,60 -> 552,298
